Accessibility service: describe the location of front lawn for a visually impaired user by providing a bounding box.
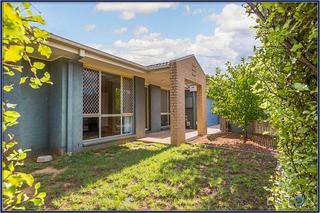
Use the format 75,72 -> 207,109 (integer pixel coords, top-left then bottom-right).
22,141 -> 276,210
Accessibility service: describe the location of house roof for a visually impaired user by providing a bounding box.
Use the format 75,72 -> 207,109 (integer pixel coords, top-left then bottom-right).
49,33 -> 147,71
147,54 -> 205,73
146,61 -> 170,69
48,33 -> 205,75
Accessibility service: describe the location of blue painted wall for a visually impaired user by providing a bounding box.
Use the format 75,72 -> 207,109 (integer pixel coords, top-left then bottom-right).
4,57 -> 84,155
4,60 -> 50,154
48,58 -> 68,154
206,97 -> 219,126
69,61 -> 83,152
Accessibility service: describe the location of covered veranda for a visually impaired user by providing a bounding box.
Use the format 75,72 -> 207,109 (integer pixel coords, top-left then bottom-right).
143,55 -> 208,145
140,125 -> 220,144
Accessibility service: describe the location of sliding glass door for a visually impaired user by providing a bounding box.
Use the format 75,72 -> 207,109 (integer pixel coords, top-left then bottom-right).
83,68 -> 134,141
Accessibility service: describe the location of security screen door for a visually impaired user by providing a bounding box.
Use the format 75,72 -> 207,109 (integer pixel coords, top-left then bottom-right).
83,68 -> 134,140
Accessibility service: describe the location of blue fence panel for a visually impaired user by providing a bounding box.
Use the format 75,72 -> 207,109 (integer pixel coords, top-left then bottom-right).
206,98 -> 219,126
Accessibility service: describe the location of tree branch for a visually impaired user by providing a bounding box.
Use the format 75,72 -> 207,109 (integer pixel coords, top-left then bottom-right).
247,3 -> 317,75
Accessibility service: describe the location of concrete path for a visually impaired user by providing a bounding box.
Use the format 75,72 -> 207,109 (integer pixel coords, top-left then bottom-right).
139,125 -> 221,144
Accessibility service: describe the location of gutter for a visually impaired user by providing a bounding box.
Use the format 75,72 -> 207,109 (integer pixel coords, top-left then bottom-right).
49,33 -> 148,72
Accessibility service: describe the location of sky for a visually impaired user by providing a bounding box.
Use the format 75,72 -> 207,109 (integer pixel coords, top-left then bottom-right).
32,2 -> 259,74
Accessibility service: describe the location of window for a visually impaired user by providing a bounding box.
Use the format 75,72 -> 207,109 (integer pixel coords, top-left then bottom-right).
83,69 -> 99,114
122,116 -> 133,134
101,73 -> 121,114
83,117 -> 99,140
185,96 -> 193,108
101,116 -> 121,137
161,89 -> 170,127
145,86 -> 149,130
83,68 -> 134,141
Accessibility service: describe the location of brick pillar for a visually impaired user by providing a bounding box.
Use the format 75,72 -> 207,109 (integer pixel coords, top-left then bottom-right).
170,61 -> 185,145
197,84 -> 207,136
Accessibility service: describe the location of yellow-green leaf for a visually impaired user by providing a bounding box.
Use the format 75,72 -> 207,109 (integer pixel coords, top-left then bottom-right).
4,110 -> 21,120
33,62 -> 45,70
19,77 -> 28,84
11,65 -> 23,72
8,161 -> 14,172
3,170 -> 11,179
40,71 -> 51,83
31,15 -> 45,25
17,172 -> 34,186
4,70 -> 15,76
38,44 -> 51,58
291,43 -> 303,52
23,2 -> 31,9
26,46 -> 34,53
4,45 -> 24,62
3,84 -> 14,92
34,28 -> 48,39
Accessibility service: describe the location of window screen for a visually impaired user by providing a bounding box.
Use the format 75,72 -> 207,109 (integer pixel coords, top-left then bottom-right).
122,77 -> 134,113
83,69 -> 99,114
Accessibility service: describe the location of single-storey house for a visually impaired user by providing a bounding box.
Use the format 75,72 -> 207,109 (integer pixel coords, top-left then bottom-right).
4,34 -> 209,155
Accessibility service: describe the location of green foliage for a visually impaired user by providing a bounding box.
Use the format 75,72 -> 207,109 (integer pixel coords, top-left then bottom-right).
2,2 -> 52,90
2,2 -> 52,210
207,59 -> 264,140
3,140 -> 45,210
245,2 -> 317,210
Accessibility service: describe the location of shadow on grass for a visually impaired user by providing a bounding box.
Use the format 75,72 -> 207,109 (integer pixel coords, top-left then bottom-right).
156,146 -> 277,210
21,142 -> 172,210
21,142 -> 277,210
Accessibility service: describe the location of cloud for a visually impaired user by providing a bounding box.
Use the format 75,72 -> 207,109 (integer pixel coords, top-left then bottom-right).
133,25 -> 149,36
193,8 -> 206,16
83,24 -> 96,32
204,4 -> 256,33
89,4 -> 258,74
184,5 -> 207,16
95,3 -> 177,20
113,27 -> 128,34
185,4 -> 191,15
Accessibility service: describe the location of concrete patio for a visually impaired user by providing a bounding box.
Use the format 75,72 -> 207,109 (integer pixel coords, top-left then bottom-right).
139,125 -> 220,144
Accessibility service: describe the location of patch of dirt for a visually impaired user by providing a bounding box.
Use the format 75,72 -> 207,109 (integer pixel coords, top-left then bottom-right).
193,132 -> 276,155
32,166 -> 68,179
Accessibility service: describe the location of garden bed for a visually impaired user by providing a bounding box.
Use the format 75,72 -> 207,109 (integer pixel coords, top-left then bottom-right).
193,132 -> 276,155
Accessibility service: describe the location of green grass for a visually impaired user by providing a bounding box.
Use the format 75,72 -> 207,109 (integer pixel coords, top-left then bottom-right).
22,141 -> 277,210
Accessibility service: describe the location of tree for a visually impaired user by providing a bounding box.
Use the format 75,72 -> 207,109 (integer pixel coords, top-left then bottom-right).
2,2 -> 52,210
245,2 -> 317,210
207,59 -> 264,142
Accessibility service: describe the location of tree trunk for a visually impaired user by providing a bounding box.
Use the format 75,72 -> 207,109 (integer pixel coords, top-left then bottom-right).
243,130 -> 248,143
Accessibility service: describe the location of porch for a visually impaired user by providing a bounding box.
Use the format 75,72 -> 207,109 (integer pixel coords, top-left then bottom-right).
139,125 -> 220,144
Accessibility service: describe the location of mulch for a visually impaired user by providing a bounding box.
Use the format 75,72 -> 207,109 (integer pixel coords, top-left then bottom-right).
193,132 -> 277,155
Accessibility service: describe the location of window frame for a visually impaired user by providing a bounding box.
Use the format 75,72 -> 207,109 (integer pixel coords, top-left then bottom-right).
160,89 -> 170,128
82,68 -> 134,141
145,86 -> 149,130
